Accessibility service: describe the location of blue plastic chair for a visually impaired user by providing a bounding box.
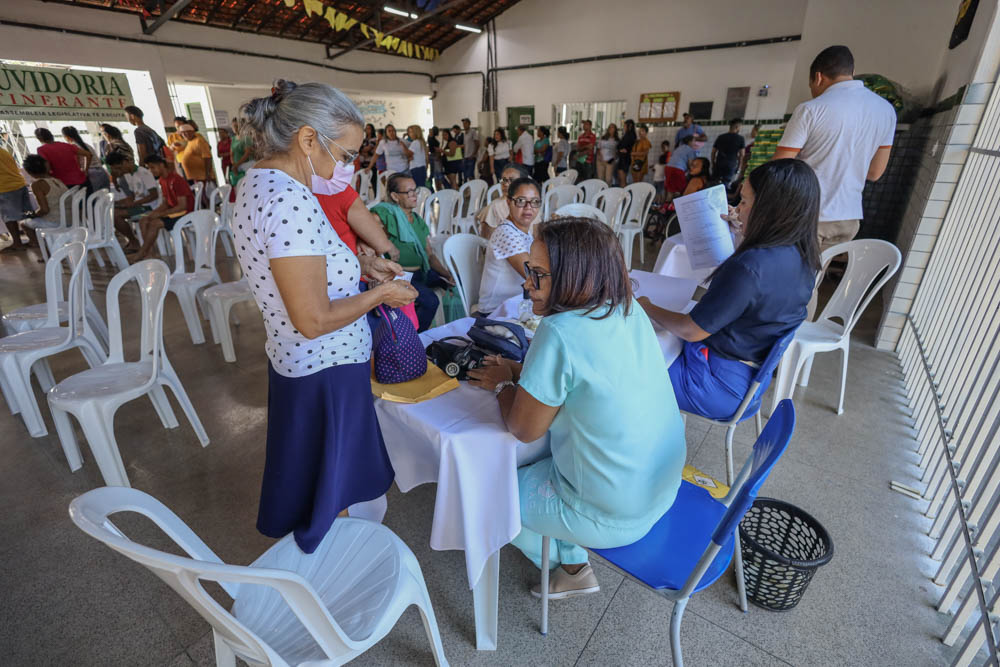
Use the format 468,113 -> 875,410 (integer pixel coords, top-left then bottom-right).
681,328 -> 797,611
539,400 -> 796,667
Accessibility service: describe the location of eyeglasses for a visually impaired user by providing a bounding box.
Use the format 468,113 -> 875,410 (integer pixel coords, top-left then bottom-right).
322,134 -> 359,164
510,197 -> 542,209
501,177 -> 514,184
523,262 -> 551,290
394,188 -> 417,196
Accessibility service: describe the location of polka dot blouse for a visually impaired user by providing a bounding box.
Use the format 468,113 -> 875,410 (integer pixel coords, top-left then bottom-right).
232,169 -> 371,378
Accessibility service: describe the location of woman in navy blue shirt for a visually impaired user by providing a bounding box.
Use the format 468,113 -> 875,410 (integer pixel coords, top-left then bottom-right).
639,159 -> 821,420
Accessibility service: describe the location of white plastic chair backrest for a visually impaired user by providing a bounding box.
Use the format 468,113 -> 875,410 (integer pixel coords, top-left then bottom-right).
105,259 -> 170,374
207,186 -> 222,213
414,186 -> 432,216
817,239 -> 902,334
442,234 -> 488,316
70,187 -> 88,228
486,182 -> 503,204
544,184 -> 583,220
553,203 -> 607,225
210,184 -> 232,216
92,192 -> 115,243
459,179 -> 488,217
354,169 -> 374,202
623,182 -> 656,225
43,240 -> 87,335
561,168 -> 578,184
192,181 -> 205,211
84,188 -> 107,228
58,185 -> 80,228
69,487 -> 357,666
595,187 -> 632,232
170,210 -> 219,275
424,190 -> 461,236
577,179 -> 608,205
376,170 -> 395,202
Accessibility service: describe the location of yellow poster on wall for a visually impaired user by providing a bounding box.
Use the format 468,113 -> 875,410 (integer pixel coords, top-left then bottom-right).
638,91 -> 680,123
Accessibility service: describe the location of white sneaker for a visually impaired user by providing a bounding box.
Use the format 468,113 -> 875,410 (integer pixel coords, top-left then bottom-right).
531,563 -> 600,600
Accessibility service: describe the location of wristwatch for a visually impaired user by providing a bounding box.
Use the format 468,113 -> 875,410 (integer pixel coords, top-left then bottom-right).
494,380 -> 516,397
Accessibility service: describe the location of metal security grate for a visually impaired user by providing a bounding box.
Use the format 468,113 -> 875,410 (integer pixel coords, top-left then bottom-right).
897,78 -> 1000,667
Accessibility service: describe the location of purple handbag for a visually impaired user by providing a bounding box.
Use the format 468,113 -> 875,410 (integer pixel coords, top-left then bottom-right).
371,304 -> 428,384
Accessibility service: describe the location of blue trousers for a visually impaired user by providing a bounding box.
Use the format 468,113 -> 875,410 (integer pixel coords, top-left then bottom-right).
462,157 -> 476,182
668,341 -> 756,421
412,268 -> 450,332
410,165 -> 427,188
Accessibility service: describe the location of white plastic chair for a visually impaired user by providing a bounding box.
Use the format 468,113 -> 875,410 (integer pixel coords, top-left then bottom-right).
192,181 -> 205,211
442,234 -> 488,317
770,239 -> 902,415
619,182 -> 656,267
0,241 -> 104,438
209,184 -> 235,257
376,170 -> 396,203
594,187 -> 632,233
552,203 -> 607,225
2,228 -> 110,352
69,487 -> 448,666
167,211 -> 222,345
543,184 -> 583,221
577,178 -> 608,206
85,191 -> 130,272
35,185 -> 80,263
354,169 -> 374,202
414,186 -> 433,218
203,279 -> 255,363
561,168 -> 578,184
423,189 -> 462,237
458,179 -> 488,218
486,182 -> 503,204
48,259 -> 209,485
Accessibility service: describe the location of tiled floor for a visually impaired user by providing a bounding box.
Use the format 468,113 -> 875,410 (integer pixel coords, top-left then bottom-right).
0,240 -> 954,666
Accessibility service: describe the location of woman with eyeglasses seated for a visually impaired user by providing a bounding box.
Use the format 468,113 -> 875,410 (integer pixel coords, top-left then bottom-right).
640,159 -> 821,420
371,173 -> 455,331
468,217 -> 686,599
476,163 -> 537,239
477,176 -> 541,315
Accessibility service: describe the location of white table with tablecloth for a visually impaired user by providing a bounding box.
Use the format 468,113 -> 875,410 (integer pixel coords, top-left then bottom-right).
374,270 -> 697,650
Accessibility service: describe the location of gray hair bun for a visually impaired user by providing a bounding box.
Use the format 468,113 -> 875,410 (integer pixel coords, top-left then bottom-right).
239,79 -> 363,160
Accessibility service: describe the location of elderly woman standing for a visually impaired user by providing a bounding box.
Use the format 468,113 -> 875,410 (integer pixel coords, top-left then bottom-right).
468,217 -> 686,598
235,80 -> 417,553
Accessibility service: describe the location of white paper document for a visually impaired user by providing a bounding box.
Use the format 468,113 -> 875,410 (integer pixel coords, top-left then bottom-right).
673,184 -> 734,270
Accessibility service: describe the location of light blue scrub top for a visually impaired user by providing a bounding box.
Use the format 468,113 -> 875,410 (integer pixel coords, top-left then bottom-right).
518,300 -> 686,528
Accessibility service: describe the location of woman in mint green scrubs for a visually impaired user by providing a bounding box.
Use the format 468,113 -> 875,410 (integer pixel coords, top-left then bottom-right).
468,217 -> 686,599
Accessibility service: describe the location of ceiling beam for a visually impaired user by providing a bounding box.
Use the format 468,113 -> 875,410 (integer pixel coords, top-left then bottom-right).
142,0 -> 196,34
327,0 -> 463,60
254,0 -> 283,32
230,0 -> 259,28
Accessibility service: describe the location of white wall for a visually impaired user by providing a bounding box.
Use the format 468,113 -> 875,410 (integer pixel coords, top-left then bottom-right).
431,0 -> 807,126
0,0 -> 435,135
787,0 -> 959,109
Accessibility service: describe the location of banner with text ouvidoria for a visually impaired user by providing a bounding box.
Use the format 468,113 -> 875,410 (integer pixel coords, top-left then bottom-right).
0,65 -> 134,122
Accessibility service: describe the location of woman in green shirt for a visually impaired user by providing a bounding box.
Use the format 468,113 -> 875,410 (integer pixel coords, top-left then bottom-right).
532,126 -> 551,182
468,217 -> 686,600
372,173 -> 454,331
229,118 -> 254,189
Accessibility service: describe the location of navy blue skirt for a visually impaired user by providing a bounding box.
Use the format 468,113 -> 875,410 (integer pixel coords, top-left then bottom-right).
257,361 -> 394,553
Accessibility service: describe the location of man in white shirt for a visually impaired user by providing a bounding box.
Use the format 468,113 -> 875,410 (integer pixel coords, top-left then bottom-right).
106,151 -> 160,250
461,117 -> 480,182
772,45 -> 896,250
513,125 -> 535,168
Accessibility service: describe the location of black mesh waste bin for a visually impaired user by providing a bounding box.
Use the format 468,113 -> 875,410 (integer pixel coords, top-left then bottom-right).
738,497 -> 834,611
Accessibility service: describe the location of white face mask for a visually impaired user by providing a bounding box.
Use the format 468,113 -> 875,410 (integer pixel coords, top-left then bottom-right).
307,135 -> 355,196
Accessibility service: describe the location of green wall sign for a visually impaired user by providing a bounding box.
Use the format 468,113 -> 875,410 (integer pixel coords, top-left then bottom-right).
0,65 -> 134,122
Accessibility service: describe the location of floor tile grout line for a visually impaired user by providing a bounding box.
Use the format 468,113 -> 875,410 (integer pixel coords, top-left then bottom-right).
684,606 -> 796,666
572,573 -> 627,667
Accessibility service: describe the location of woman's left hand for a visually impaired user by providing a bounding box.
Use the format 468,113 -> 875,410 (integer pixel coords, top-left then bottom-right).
360,256 -> 404,283
467,362 -> 514,392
